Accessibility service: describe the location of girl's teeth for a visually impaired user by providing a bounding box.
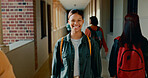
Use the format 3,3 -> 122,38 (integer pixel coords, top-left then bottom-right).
74,26 -> 79,28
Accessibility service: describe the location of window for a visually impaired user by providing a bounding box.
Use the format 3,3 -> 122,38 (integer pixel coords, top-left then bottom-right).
40,1 -> 46,39
47,4 -> 51,53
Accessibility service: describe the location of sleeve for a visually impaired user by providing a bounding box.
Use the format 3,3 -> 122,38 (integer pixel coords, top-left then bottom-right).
141,39 -> 148,77
91,38 -> 102,77
0,51 -> 15,78
85,28 -> 91,37
100,28 -> 108,52
108,39 -> 119,77
51,40 -> 62,78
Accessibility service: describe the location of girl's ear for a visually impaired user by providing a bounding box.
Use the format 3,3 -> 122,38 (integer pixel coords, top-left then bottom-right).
82,19 -> 84,24
89,19 -> 91,24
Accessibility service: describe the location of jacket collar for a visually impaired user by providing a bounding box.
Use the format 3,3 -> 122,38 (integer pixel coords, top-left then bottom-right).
66,32 -> 87,43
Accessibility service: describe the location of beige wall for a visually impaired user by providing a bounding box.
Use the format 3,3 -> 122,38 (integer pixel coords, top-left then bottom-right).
52,0 -> 66,29
138,0 -> 148,38
52,0 -> 67,52
6,42 -> 35,78
83,3 -> 90,32
96,0 -> 101,26
100,0 -> 110,38
112,0 -> 125,37
36,0 -> 49,72
52,28 -> 67,51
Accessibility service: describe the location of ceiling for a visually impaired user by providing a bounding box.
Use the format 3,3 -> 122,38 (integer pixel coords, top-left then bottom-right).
59,0 -> 90,10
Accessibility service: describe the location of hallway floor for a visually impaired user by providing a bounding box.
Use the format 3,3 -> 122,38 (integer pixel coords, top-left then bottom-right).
33,53 -> 111,78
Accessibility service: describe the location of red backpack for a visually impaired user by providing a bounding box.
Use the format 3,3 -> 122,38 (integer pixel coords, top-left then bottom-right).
115,37 -> 145,78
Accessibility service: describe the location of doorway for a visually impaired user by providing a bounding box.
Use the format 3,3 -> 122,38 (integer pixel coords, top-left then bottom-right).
47,4 -> 51,53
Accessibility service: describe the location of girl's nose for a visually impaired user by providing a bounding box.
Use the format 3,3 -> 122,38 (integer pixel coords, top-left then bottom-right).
74,21 -> 78,25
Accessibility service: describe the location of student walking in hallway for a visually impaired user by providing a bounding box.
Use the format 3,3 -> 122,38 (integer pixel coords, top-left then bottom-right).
51,9 -> 102,78
85,16 -> 108,55
109,13 -> 148,78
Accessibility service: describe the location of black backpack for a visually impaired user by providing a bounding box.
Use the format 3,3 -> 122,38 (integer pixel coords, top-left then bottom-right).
88,27 -> 103,48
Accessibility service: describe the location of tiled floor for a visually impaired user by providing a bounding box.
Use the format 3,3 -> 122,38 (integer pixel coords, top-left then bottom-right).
101,58 -> 111,78
33,53 -> 111,78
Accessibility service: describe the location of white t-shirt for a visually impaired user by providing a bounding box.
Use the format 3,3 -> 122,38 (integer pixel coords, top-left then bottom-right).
71,37 -> 82,77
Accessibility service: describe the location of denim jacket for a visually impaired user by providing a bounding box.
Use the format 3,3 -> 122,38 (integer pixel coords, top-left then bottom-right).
51,33 -> 102,78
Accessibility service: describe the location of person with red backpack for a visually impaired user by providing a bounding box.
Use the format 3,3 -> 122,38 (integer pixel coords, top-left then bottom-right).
85,16 -> 108,55
109,13 -> 148,78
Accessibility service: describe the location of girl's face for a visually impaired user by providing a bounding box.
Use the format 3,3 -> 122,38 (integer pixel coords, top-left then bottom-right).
68,13 -> 84,33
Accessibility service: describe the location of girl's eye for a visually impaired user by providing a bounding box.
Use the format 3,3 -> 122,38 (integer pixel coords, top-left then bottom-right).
71,20 -> 75,22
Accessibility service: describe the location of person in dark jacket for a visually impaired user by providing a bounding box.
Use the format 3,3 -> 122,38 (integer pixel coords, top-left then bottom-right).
51,9 -> 102,78
85,16 -> 108,55
109,13 -> 148,78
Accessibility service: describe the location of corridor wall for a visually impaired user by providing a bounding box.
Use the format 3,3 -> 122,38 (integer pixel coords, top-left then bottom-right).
138,0 -> 148,39
106,0 -> 127,60
52,0 -> 67,52
0,0 -> 52,77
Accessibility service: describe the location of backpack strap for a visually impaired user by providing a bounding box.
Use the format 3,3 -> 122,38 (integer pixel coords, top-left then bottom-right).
88,27 -> 93,32
114,36 -> 120,41
60,37 -> 64,63
88,26 -> 100,31
87,36 -> 92,56
96,26 -> 100,31
87,27 -> 96,37
60,36 -> 92,63
87,26 -> 100,36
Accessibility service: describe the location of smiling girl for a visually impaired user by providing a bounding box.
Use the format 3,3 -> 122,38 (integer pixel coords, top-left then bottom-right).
51,9 -> 102,78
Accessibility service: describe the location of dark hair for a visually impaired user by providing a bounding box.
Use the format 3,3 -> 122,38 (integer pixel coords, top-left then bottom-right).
68,9 -> 83,19
119,13 -> 145,48
90,16 -> 98,26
